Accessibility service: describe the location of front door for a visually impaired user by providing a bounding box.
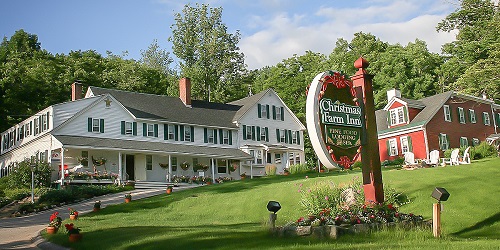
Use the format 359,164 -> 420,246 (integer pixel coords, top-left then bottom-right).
126,155 -> 135,180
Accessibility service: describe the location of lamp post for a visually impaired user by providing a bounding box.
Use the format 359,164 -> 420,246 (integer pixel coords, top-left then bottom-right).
267,201 -> 281,229
30,155 -> 38,204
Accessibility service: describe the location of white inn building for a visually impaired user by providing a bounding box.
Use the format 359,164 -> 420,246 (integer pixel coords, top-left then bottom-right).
0,78 -> 305,184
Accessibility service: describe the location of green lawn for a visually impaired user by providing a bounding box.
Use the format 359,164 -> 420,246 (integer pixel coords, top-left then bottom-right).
45,158 -> 500,249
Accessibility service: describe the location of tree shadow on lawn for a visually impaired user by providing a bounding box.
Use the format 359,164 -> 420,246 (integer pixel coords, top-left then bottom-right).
452,212 -> 500,239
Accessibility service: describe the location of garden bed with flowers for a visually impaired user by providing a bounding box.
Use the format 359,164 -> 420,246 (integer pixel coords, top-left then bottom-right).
66,171 -> 119,184
275,177 -> 429,239
171,175 -> 233,184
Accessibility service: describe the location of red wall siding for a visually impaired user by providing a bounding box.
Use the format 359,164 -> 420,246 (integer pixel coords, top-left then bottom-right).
378,130 -> 426,162
408,107 -> 422,121
426,97 -> 495,155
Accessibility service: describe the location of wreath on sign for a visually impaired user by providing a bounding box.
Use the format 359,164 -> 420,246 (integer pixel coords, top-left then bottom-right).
158,163 -> 169,169
180,161 -> 190,171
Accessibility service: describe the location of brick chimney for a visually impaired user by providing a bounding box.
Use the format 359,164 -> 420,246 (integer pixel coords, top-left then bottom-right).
71,81 -> 83,101
179,77 -> 192,106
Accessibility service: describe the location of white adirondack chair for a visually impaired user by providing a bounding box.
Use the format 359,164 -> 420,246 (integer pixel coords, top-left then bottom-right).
459,146 -> 471,164
403,152 -> 418,169
426,150 -> 440,166
441,148 -> 460,166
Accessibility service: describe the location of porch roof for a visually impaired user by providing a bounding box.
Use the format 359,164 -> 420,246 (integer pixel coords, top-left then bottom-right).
54,135 -> 252,160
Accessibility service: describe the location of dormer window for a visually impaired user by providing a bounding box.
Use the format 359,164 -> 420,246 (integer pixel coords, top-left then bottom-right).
389,107 -> 406,126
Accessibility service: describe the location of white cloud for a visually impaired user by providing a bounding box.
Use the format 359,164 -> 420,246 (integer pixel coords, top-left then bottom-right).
240,1 -> 457,69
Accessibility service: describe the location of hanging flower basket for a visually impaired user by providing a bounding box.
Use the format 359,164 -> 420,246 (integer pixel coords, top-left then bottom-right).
159,163 -> 169,169
180,161 -> 190,171
92,156 -> 106,166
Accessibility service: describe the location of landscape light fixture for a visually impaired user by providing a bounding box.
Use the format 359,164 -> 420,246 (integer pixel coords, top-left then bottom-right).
267,201 -> 281,229
431,187 -> 450,238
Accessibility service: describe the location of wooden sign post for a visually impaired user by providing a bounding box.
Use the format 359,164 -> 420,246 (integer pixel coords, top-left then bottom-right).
433,203 -> 442,237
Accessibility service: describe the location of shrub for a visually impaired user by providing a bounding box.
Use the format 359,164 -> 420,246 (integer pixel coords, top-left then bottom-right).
289,164 -> 309,174
4,188 -> 30,200
470,142 -> 496,160
7,160 -> 52,189
265,165 -> 277,176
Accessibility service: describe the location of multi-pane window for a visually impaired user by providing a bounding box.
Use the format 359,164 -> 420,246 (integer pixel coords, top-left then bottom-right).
400,137 -> 409,154
483,112 -> 490,125
439,133 -> 450,150
260,128 -> 266,141
443,105 -> 451,122
208,129 -> 215,143
42,113 -> 48,131
125,122 -> 133,135
246,126 -> 253,140
472,138 -> 480,146
261,104 -> 267,118
171,157 -> 177,171
168,125 -> 175,140
276,106 -> 282,119
146,155 -> 152,170
184,126 -> 191,141
469,109 -> 476,123
34,118 -> 40,135
256,150 -> 263,164
460,137 -> 468,148
146,124 -> 154,137
388,138 -> 398,156
389,107 -> 405,125
92,118 -> 100,132
458,107 -> 465,124
292,131 -> 297,144
18,126 -> 24,141
279,129 -> 285,143
267,152 -> 272,164
223,130 -> 230,144
25,122 -> 31,137
217,159 -> 227,173
81,151 -> 88,167
275,153 -> 281,164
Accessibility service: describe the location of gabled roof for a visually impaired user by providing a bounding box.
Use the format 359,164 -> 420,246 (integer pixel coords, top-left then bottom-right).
377,91 -> 454,134
88,87 -> 241,128
400,97 -> 426,109
228,89 -> 269,122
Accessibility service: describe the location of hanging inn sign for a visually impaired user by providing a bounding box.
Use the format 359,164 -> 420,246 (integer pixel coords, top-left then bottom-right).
306,71 -> 364,169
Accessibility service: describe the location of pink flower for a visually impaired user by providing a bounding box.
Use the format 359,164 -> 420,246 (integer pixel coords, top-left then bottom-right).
325,196 -> 329,201
305,176 -> 308,179
298,189 -> 301,192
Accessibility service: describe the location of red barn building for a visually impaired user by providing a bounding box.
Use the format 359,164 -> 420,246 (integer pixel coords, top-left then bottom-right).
376,89 -> 500,162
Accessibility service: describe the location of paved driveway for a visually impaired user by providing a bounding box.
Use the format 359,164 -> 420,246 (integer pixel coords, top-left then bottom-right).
0,188 -> 182,250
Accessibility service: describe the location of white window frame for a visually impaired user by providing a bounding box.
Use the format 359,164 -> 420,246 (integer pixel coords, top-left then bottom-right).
184,126 -> 191,141
483,112 -> 490,125
292,131 -> 297,144
460,137 -> 468,148
217,159 -> 228,174
388,138 -> 398,156
25,123 -> 31,137
279,129 -> 285,143
34,117 -> 40,135
168,125 -> 175,140
276,106 -> 282,120
208,129 -> 215,143
261,104 -> 267,118
146,155 -> 152,170
92,118 -> 100,133
472,138 -> 480,146
458,107 -> 465,124
275,153 -> 281,164
260,128 -> 266,141
400,136 -> 409,154
42,114 -> 48,131
246,126 -> 253,140
223,130 -> 229,144
443,105 -> 451,122
390,107 -> 405,125
125,122 -> 133,135
256,150 -> 263,164
147,124 -> 154,137
469,109 -> 476,123
439,133 -> 449,150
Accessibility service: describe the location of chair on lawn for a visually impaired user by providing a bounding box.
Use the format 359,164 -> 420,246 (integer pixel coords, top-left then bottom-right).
403,152 -> 419,169
425,150 -> 440,167
441,148 -> 460,166
459,146 -> 471,164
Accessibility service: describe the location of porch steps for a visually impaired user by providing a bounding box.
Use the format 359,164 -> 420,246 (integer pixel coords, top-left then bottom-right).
134,181 -> 176,190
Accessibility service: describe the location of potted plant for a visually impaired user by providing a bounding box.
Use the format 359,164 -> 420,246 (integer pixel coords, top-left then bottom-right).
47,212 -> 62,234
240,172 -> 247,180
205,177 -> 213,185
65,223 -> 82,242
166,186 -> 173,194
93,200 -> 101,212
125,193 -> 132,203
68,208 -> 78,220
283,168 -> 290,176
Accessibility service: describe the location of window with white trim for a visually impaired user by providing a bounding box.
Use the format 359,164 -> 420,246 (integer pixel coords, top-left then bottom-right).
256,150 -> 263,164
168,125 -> 175,140
388,138 -> 398,156
146,155 -> 152,170
184,126 -> 191,141
171,157 -> 177,171
483,112 -> 490,125
460,137 -> 468,148
469,109 -> 476,123
260,128 -> 266,141
92,118 -> 100,133
34,117 -> 40,135
400,137 -> 409,154
147,124 -> 154,137
472,138 -> 480,146
389,107 -> 405,125
261,104 -> 267,118
292,131 -> 297,144
125,122 -> 133,135
223,130 -> 230,144
279,129 -> 285,143
208,129 -> 215,143
42,114 -> 48,131
458,107 -> 465,124
217,159 -> 227,173
439,133 -> 450,150
275,153 -> 281,164
443,105 -> 451,122
25,123 -> 31,137
276,106 -> 282,120
246,126 -> 253,140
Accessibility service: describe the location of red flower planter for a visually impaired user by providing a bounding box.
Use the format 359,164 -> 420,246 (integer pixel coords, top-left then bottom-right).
69,214 -> 78,220
46,226 -> 58,234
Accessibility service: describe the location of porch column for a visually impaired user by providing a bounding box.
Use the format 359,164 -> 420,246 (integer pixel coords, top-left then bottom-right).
211,158 -> 215,183
118,152 -> 122,185
250,161 -> 253,179
60,148 -> 65,187
168,155 -> 172,182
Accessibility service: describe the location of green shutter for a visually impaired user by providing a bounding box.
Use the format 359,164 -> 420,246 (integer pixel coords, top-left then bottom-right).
266,105 -> 270,119
143,123 -> 147,137
243,125 -> 247,140
154,124 -> 158,137
408,136 -> 413,152
387,111 -> 391,126
272,106 -> 276,120
204,128 -> 208,143
256,127 -> 261,141
219,129 -> 223,143
30,121 -> 32,135
258,104 -> 262,118
438,134 -> 443,150
133,122 -> 137,136
446,135 -> 450,149
280,107 -> 284,121
276,129 -> 280,142
386,140 -> 391,156
229,131 -> 232,145
164,124 -> 168,140
214,129 -> 218,144
100,119 -> 104,133
121,121 -> 125,135
495,113 -> 500,126
265,127 -> 269,142
251,126 -> 256,141
88,118 -> 92,132
180,125 -> 185,141
403,106 -> 408,122
46,112 -> 50,129
285,129 -> 288,143
449,108 -> 452,121
288,130 -> 292,143
297,131 -> 300,145
174,125 -> 179,141
191,126 -> 195,142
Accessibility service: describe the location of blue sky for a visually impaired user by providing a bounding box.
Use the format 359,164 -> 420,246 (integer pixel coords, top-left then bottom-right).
1,0 -> 459,69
